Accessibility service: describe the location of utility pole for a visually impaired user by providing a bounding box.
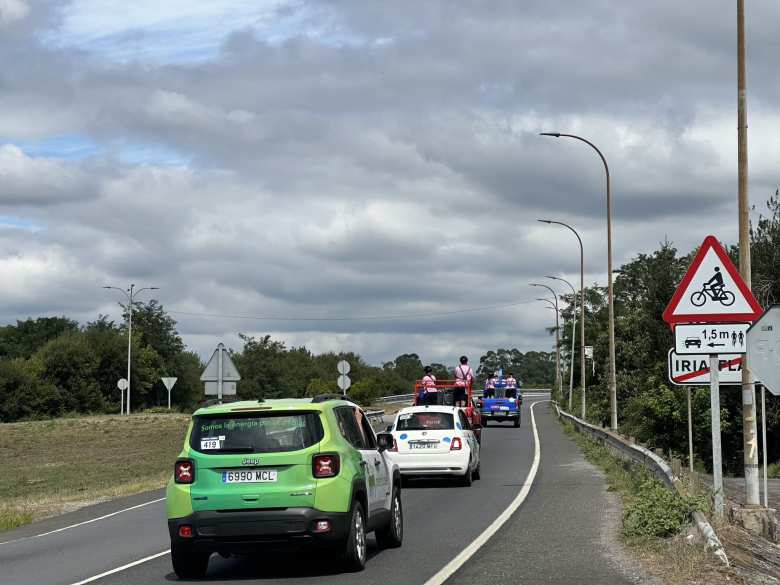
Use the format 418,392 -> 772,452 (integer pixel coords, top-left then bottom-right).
103,284 -> 159,415
737,0 -> 760,506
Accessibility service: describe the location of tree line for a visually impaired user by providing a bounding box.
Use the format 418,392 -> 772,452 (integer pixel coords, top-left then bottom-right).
0,302 -> 556,422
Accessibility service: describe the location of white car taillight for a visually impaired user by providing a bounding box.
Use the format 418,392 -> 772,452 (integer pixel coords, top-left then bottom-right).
450,437 -> 463,451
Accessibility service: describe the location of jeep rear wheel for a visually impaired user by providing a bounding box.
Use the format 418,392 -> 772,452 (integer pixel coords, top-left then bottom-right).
341,501 -> 367,572
171,542 -> 210,579
375,486 -> 403,548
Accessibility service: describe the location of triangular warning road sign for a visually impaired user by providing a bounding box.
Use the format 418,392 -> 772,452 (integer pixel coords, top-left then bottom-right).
200,343 -> 241,382
663,235 -> 762,325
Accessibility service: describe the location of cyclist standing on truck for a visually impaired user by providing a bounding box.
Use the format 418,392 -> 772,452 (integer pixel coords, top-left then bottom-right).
453,356 -> 473,407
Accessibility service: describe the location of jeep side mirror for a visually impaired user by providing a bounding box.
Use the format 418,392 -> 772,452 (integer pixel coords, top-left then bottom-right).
386,424 -> 393,432
376,432 -> 394,452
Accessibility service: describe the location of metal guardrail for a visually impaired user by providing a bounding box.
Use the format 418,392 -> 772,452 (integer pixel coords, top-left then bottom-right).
554,403 -> 729,566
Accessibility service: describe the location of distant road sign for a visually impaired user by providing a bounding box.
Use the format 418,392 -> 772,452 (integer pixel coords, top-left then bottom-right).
202,343 -> 241,398
337,360 -> 351,375
161,377 -> 178,391
117,378 -> 128,391
337,375 -> 351,391
747,306 -> 780,395
663,235 -> 762,325
201,344 -> 241,382
667,349 -> 742,386
674,323 -> 749,355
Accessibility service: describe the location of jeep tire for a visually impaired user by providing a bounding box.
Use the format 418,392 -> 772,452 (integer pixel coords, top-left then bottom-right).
171,542 -> 210,579
341,501 -> 367,572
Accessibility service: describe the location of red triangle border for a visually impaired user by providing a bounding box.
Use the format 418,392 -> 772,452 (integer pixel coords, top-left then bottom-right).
662,235 -> 763,325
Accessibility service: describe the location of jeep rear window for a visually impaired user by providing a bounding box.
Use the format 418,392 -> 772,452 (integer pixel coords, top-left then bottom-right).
191,412 -> 323,454
396,412 -> 454,431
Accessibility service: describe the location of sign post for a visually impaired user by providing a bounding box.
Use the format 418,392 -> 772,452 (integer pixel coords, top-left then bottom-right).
664,235 -> 763,518
337,360 -> 351,396
687,387 -> 694,473
709,354 -> 724,515
161,377 -> 178,410
201,343 -> 241,402
117,378 -> 128,415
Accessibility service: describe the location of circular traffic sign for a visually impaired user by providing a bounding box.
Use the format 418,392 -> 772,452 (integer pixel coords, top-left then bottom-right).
337,360 -> 351,375
117,378 -> 128,391
337,374 -> 351,391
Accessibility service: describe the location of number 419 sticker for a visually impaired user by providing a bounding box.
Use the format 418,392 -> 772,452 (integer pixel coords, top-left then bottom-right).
201,435 -> 226,450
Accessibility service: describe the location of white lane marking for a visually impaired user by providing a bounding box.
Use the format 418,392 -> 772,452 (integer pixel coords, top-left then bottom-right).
0,497 -> 165,545
68,550 -> 171,585
423,400 -> 547,585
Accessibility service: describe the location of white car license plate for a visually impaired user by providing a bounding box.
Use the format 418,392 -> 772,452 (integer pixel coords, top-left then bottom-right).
409,442 -> 438,449
222,470 -> 277,483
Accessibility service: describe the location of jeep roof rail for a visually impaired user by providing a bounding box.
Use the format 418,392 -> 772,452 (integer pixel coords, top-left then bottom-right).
311,394 -> 355,404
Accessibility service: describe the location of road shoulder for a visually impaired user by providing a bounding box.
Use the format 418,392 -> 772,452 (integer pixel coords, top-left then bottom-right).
445,402 -> 652,585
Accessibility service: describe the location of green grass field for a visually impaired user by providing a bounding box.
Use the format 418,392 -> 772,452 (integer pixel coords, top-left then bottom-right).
0,413 -> 190,532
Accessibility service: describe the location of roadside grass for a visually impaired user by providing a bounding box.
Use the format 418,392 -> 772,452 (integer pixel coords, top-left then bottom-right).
561,421 -> 744,585
0,413 -> 190,532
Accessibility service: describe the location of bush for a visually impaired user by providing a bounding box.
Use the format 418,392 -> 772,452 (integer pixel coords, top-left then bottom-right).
622,478 -> 702,538
348,378 -> 380,406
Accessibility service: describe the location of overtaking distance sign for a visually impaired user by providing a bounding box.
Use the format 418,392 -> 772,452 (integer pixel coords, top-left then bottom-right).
663,235 -> 762,325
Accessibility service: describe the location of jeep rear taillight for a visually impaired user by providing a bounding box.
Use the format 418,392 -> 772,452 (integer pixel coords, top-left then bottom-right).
174,459 -> 195,484
312,454 -> 340,478
450,437 -> 463,451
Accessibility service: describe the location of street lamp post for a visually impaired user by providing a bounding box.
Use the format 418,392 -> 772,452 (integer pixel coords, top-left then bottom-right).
536,298 -> 562,400
538,219 -> 586,420
103,284 -> 159,415
531,283 -> 562,399
546,275 -> 577,412
540,133 -> 617,430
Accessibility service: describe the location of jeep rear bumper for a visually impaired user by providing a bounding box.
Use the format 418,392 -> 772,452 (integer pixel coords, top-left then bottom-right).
168,508 -> 350,553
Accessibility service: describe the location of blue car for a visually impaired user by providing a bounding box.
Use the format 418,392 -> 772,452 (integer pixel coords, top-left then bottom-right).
478,379 -> 521,427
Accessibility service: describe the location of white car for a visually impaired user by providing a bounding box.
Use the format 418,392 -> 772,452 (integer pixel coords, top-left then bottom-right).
386,405 -> 480,485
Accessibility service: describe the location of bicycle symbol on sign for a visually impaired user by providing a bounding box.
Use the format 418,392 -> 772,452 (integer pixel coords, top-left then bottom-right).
689,267 -> 735,307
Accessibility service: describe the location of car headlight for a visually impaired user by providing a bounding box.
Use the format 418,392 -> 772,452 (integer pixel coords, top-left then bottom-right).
509,398 -> 516,403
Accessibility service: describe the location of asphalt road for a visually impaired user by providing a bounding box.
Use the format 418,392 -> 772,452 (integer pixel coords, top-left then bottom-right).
0,395 -> 642,585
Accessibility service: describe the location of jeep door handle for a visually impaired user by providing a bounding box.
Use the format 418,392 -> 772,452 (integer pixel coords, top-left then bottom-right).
373,460 -> 381,466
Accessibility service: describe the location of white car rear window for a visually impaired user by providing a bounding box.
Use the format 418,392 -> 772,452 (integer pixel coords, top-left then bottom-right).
396,412 -> 454,431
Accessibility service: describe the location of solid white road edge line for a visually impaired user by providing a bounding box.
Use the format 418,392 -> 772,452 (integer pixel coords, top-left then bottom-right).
68,550 -> 171,585
423,400 -> 546,585
0,497 -> 166,545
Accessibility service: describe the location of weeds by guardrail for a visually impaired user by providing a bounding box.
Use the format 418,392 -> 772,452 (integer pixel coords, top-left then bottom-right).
554,403 -> 729,566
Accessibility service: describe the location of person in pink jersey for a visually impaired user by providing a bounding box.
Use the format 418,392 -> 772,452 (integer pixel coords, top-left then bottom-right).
453,355 -> 473,407
420,365 -> 438,405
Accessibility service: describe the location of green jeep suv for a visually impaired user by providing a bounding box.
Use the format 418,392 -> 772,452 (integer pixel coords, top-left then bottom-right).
166,396 -> 403,578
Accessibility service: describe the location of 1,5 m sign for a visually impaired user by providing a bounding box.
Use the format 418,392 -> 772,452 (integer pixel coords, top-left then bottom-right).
674,323 -> 749,355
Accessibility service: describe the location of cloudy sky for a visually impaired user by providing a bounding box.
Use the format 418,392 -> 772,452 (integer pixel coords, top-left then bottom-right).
1,0 -> 778,366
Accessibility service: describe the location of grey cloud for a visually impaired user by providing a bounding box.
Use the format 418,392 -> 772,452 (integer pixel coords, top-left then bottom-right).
0,1 -> 778,364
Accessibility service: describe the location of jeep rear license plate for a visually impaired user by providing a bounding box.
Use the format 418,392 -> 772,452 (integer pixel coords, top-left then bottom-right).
222,470 -> 278,483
